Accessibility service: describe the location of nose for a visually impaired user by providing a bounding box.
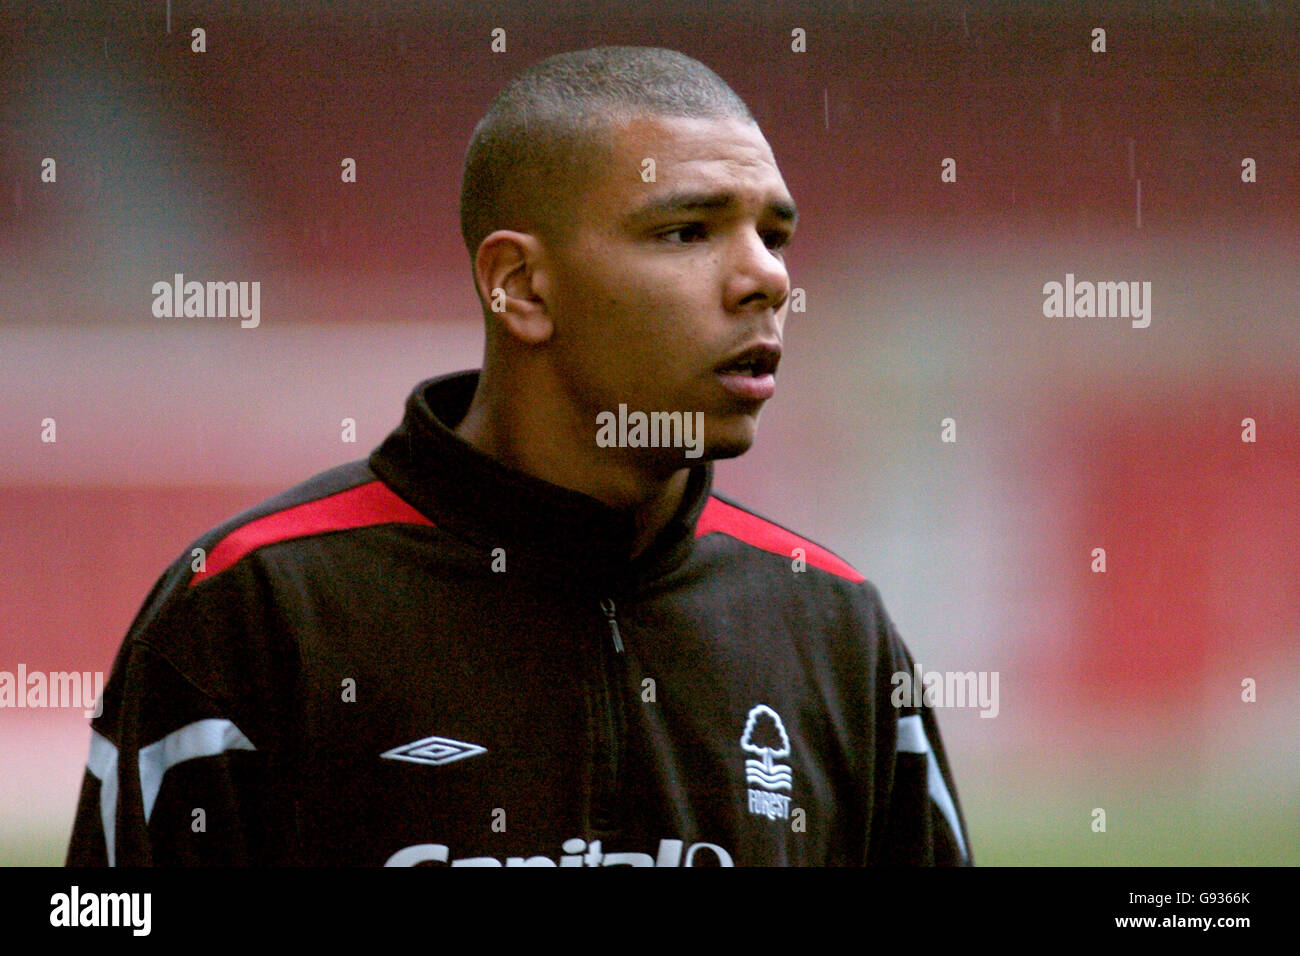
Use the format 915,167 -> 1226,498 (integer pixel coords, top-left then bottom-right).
725,227 -> 790,316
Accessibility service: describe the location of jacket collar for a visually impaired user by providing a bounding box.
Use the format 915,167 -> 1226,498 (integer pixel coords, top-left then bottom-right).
368,370 -> 713,592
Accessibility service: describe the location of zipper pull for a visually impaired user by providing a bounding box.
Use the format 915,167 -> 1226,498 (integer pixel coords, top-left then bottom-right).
599,598 -> 624,654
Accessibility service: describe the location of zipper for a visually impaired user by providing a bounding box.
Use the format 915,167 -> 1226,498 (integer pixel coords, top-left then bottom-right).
591,596 -> 628,833
599,597 -> 624,653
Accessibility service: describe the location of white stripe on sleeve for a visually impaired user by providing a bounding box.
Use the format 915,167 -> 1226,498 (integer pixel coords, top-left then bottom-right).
896,714 -> 969,861
137,718 -> 256,823
85,719 -> 256,866
86,730 -> 120,867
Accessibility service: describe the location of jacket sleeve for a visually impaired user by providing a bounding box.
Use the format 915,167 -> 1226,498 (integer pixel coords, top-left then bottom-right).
66,565 -> 300,866
866,589 -> 974,866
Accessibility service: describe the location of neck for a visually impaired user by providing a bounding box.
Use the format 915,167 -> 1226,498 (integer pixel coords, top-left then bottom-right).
455,369 -> 693,558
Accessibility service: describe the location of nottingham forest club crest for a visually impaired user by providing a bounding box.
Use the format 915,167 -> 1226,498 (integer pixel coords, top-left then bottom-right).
740,704 -> 794,822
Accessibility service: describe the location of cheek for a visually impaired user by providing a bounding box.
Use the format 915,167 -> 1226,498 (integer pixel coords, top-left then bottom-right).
552,264 -> 620,342
619,260 -> 712,335
576,275 -> 672,347
554,246 -> 713,374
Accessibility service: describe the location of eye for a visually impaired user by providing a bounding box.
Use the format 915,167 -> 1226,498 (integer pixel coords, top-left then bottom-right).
762,229 -> 793,252
659,223 -> 708,244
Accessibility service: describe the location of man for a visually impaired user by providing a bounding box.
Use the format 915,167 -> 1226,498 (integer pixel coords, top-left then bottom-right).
67,46 -> 971,866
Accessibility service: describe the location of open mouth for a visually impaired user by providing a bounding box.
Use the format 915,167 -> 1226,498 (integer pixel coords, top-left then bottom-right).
715,343 -> 781,378
715,342 -> 781,401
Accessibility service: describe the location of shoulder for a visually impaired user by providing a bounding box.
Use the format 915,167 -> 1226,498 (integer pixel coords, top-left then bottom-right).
185,459 -> 431,587
694,490 -> 867,585
691,491 -> 911,657
123,459 -> 428,644
97,461 -> 416,742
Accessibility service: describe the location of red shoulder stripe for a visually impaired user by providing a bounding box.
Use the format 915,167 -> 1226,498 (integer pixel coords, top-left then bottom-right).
694,496 -> 865,582
189,480 -> 433,585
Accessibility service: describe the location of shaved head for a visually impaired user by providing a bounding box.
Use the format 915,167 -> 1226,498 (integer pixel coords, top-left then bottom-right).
452,47 -> 794,513
458,46 -> 755,268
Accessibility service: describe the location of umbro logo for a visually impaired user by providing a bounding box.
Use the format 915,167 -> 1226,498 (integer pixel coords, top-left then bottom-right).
381,735 -> 487,767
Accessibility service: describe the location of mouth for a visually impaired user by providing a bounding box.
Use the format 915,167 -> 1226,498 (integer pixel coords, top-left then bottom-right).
714,341 -> 782,401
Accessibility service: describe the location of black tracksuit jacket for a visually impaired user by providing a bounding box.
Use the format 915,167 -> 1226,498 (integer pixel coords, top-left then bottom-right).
66,370 -> 972,866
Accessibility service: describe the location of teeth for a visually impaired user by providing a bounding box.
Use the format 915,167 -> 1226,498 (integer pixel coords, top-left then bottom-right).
723,357 -> 770,375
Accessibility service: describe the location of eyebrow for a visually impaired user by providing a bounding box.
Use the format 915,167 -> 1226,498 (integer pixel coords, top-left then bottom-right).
622,189 -> 798,230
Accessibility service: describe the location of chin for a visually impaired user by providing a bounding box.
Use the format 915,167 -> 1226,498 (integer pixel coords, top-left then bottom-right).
697,417 -> 759,461
699,440 -> 753,462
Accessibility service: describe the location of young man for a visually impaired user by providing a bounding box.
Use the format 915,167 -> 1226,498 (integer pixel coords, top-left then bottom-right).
67,46 -> 971,866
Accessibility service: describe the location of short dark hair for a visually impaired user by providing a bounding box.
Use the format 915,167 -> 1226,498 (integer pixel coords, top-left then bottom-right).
458,46 -> 755,260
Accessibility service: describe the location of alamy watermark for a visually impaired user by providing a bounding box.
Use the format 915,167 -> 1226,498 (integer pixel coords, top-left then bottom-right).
0,665 -> 104,717
890,662 -> 999,718
1042,273 -> 1151,328
595,405 -> 704,459
151,272 -> 260,328
50,886 -> 150,936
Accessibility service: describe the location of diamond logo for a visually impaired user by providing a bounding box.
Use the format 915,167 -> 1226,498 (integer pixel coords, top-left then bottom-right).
381,735 -> 487,767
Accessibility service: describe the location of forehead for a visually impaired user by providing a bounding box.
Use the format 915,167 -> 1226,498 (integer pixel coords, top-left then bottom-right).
579,114 -> 794,227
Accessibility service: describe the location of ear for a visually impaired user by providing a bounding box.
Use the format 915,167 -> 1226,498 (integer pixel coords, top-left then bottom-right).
473,230 -> 554,345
